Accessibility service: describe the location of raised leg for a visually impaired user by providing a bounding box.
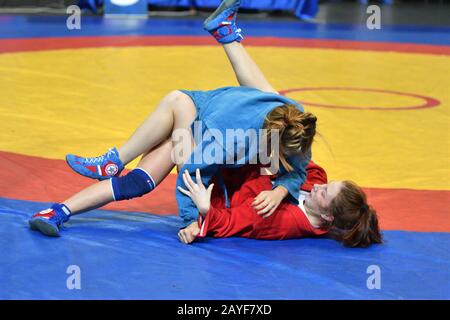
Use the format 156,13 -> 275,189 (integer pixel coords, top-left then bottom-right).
222,42 -> 277,93
204,0 -> 277,93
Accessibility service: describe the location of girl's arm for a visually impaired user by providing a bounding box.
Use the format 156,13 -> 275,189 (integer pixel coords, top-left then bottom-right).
175,137 -> 223,228
223,42 -> 278,94
272,150 -> 312,204
178,169 -> 256,239
177,169 -> 215,219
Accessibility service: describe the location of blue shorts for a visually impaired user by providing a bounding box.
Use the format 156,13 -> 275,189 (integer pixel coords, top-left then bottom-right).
179,87 -> 230,116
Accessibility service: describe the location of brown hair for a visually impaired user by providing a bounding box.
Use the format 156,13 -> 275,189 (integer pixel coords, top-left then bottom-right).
328,181 -> 383,248
263,105 -> 317,172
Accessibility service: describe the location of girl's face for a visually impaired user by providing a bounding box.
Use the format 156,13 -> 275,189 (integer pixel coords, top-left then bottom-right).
305,181 -> 343,214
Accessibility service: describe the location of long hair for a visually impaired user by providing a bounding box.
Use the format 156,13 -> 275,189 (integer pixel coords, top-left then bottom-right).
328,181 -> 383,248
263,105 -> 317,172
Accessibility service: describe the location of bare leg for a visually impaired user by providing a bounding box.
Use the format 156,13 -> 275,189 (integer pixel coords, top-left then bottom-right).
64,139 -> 175,215
103,42 -> 271,167
222,42 -> 277,93
171,101 -> 197,173
117,90 -> 196,165
63,93 -> 198,215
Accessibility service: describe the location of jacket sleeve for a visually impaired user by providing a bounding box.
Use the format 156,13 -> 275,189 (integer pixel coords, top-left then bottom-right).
301,161 -> 328,192
176,136 -> 224,228
271,149 -> 311,204
197,199 -> 256,238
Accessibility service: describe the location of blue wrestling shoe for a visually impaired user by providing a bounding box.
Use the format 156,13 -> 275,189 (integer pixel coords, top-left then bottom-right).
203,0 -> 243,44
29,204 -> 71,237
66,147 -> 124,181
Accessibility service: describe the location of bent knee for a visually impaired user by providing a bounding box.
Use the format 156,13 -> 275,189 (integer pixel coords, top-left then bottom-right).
158,90 -> 194,113
164,90 -> 190,105
171,92 -> 196,115
111,168 -> 155,201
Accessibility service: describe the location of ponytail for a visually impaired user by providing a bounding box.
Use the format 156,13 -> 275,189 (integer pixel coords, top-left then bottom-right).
263,104 -> 317,172
341,205 -> 382,248
329,181 -> 383,248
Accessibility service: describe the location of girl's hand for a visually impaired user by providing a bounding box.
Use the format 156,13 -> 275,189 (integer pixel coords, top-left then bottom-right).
177,169 -> 214,217
178,221 -> 200,245
252,186 -> 288,219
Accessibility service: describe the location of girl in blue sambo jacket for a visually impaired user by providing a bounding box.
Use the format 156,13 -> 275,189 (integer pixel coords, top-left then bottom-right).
29,0 -> 318,237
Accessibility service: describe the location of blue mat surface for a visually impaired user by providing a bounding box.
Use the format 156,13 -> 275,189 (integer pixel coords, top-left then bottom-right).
1,197 -> 449,300
1,15 -> 450,45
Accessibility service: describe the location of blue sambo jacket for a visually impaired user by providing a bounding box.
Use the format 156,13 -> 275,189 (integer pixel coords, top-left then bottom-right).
178,86 -> 311,227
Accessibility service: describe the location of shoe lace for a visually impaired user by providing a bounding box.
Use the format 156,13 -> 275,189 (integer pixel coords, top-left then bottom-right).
85,154 -> 105,164
84,149 -> 114,164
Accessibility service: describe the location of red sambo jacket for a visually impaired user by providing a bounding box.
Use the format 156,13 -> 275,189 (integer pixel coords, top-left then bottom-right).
197,162 -> 329,240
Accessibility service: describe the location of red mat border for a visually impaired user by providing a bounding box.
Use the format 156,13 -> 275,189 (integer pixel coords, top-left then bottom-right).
1,36 -> 450,55
1,151 -> 449,232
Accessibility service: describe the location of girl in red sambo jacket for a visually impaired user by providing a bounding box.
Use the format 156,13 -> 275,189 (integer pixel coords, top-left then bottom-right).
177,162 -> 330,244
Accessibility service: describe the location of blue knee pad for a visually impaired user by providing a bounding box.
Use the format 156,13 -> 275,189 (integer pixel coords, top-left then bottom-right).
111,168 -> 155,201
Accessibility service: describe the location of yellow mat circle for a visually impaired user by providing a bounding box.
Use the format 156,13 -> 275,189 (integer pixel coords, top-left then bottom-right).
0,46 -> 449,190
